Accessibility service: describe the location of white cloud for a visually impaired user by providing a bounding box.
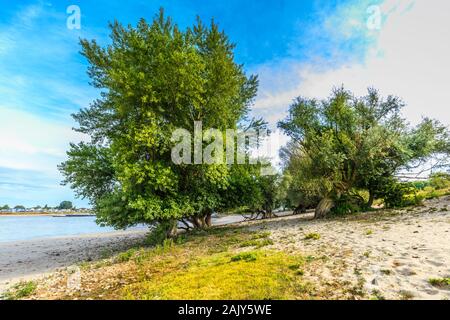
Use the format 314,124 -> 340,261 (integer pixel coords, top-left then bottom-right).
0,106 -> 85,174
252,0 -> 450,128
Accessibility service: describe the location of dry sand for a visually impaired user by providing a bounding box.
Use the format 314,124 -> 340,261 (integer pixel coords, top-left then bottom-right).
249,196 -> 450,300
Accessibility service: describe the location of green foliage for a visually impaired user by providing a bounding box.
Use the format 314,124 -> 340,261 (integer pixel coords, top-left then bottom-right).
331,193 -> 366,215
230,252 -> 258,262
382,181 -> 423,208
116,248 -> 137,262
429,172 -> 450,190
278,87 -> 450,217
58,201 -> 73,210
144,221 -> 176,246
304,233 -> 321,240
60,9 -> 261,229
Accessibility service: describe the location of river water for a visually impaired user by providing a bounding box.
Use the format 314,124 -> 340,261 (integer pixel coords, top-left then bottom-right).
0,215 -> 146,243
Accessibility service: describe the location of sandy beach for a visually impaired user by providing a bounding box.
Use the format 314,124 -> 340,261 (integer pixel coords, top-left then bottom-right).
0,214 -> 252,294
253,196 -> 450,300
0,229 -> 148,292
2,198 -> 449,299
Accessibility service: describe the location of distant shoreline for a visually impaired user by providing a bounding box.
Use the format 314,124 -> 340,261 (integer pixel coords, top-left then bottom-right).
0,213 -> 94,217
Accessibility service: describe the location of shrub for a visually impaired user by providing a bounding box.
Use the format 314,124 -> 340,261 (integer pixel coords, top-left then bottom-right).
429,173 -> 450,190
383,182 -> 423,208
144,221 -> 175,246
116,248 -> 137,262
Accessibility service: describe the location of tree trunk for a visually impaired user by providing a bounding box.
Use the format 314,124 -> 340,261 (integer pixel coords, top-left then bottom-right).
205,212 -> 212,227
314,197 -> 334,219
190,216 -> 203,229
367,190 -> 375,208
165,219 -> 178,238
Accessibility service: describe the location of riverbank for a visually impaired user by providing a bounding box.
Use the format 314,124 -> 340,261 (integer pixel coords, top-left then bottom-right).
2,197 -> 450,300
0,229 -> 148,292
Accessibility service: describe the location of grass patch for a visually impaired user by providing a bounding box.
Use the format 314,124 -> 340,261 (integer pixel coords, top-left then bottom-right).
116,248 -> 138,263
240,238 -> 274,248
3,281 -> 37,300
370,289 -> 385,300
429,278 -> 450,289
230,252 -> 258,262
304,233 -> 321,240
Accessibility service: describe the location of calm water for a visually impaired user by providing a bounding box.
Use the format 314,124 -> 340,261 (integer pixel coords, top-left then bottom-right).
0,215 -> 145,243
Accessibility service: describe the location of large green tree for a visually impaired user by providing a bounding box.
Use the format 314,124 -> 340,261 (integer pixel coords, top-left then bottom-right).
60,10 -> 260,235
279,87 -> 449,218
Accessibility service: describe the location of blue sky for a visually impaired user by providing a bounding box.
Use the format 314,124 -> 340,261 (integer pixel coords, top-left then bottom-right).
0,0 -> 449,207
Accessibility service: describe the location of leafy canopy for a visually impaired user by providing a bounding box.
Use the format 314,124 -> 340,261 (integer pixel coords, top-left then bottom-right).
60,9 -> 261,228
278,87 -> 450,217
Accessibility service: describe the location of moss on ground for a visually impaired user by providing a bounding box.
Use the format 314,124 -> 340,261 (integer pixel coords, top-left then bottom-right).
122,249 -> 311,300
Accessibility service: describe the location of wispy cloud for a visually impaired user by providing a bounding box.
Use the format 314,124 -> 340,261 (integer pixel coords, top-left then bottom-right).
0,1 -> 96,206
251,0 -> 450,129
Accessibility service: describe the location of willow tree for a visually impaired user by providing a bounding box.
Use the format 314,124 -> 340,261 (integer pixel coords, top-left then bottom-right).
279,87 -> 449,218
59,10 -> 260,235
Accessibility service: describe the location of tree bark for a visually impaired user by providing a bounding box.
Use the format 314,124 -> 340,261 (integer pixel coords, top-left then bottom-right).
367,190 -> 375,208
314,197 -> 335,219
165,219 -> 178,238
190,216 -> 203,229
205,212 -> 212,227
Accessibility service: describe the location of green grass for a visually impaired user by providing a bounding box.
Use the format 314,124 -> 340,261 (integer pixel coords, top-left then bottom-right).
240,238 -> 274,248
3,281 -> 37,300
304,233 -> 321,240
116,248 -> 138,262
239,231 -> 273,248
121,250 -> 312,300
429,278 -> 450,288
370,289 -> 386,300
230,251 -> 258,262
